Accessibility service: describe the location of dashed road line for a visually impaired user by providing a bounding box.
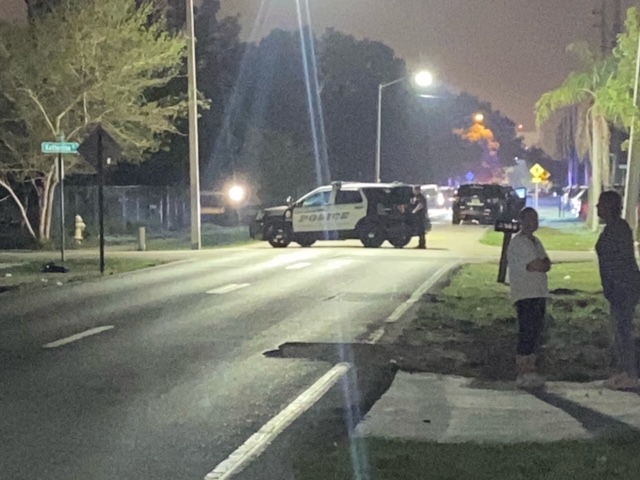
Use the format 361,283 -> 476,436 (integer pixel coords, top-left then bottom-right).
43,326 -> 115,349
285,262 -> 311,270
206,284 -> 251,295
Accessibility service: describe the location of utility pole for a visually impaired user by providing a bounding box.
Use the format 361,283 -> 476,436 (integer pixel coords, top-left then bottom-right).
186,0 -> 201,250
593,1 -> 608,56
612,0 -> 623,45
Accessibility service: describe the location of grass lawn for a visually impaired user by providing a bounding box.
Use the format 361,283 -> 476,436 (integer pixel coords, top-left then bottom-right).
396,262 -> 628,382
295,437 -> 640,480
480,226 -> 600,251
0,257 -> 165,293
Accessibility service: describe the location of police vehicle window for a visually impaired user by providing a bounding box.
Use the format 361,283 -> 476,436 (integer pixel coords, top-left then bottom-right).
300,191 -> 330,207
335,190 -> 363,204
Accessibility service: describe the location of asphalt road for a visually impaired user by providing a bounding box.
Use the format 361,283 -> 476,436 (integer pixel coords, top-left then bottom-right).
0,225 -> 477,480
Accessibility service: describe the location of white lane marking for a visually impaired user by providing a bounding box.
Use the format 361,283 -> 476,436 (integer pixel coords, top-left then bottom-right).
320,258 -> 353,271
43,326 -> 114,349
206,283 -> 250,295
285,262 -> 311,270
365,261 -> 461,344
204,363 -> 351,480
367,327 -> 386,344
265,251 -> 319,267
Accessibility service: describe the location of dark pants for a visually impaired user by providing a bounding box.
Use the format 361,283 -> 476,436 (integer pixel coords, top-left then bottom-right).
515,298 -> 546,356
413,217 -> 426,248
610,301 -> 638,377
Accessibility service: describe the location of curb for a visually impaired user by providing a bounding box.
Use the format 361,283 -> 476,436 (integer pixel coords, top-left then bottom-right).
365,260 -> 464,345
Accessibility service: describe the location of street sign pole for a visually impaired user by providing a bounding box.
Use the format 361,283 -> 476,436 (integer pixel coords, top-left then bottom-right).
534,181 -> 539,210
57,153 -> 65,263
77,124 -> 121,276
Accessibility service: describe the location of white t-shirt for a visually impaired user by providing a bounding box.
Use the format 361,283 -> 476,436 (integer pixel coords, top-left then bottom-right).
506,232 -> 549,303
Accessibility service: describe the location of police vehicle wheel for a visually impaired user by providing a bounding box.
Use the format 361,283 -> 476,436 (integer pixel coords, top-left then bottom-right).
388,233 -> 411,249
358,221 -> 384,248
296,236 -> 316,248
452,212 -> 461,225
266,224 -> 292,248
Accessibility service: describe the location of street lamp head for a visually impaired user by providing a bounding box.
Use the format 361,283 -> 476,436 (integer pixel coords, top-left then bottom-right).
228,185 -> 246,203
414,70 -> 434,88
474,113 -> 485,123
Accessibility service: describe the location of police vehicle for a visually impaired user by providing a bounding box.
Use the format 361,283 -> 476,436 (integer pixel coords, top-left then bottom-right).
249,182 -> 418,248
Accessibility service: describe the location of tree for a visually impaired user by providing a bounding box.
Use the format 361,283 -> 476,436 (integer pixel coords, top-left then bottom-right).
602,7 -> 640,231
536,43 -> 616,231
0,0 -> 188,243
453,117 -> 502,183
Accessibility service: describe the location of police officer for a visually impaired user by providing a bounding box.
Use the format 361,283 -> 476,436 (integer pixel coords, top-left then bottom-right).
411,185 -> 428,249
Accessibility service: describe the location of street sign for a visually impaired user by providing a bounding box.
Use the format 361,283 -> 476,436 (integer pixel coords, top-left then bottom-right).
465,171 -> 475,182
529,163 -> 545,178
41,142 -> 79,154
532,177 -> 543,184
541,170 -> 551,181
78,125 -> 122,168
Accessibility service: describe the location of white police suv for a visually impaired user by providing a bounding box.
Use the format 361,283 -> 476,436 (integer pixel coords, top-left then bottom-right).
249,182 -> 419,248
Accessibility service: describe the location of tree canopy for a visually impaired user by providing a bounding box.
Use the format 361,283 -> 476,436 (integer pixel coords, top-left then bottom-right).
0,0 -> 188,240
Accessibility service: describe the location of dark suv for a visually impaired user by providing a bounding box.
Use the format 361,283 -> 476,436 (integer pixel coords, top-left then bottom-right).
452,184 -> 526,224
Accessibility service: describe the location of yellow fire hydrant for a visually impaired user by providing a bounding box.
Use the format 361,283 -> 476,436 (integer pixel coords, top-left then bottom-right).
74,215 -> 86,245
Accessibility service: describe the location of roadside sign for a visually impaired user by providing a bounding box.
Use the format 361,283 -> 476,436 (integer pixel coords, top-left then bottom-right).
78,125 -> 121,169
541,170 -> 551,181
532,177 -> 543,184
529,163 -> 545,178
465,171 -> 475,182
41,142 -> 79,154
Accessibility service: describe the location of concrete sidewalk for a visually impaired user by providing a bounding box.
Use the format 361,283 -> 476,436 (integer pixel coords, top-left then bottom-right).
356,372 -> 640,443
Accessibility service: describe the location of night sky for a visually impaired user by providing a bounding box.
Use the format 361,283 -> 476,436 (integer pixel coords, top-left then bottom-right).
1,0 -> 636,129
220,0 -> 638,129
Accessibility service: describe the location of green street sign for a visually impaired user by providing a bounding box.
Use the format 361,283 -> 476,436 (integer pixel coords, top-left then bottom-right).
41,141 -> 79,154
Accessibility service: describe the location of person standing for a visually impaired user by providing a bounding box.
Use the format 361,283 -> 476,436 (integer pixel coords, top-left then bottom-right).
596,191 -> 640,390
411,186 -> 429,249
507,207 -> 551,388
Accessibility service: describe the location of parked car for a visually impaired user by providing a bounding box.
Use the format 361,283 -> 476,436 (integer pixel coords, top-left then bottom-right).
420,184 -> 440,207
570,185 -> 627,220
452,184 -> 526,225
437,186 -> 456,209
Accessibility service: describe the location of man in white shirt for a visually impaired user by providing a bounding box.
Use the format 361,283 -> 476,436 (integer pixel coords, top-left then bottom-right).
507,207 -> 551,388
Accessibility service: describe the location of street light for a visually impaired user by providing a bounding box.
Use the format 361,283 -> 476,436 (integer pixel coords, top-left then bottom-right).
228,185 -> 246,203
474,113 -> 485,123
186,0 -> 201,250
375,70 -> 433,183
414,71 -> 434,88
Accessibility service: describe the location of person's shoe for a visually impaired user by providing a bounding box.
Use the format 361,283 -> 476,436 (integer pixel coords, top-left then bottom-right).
516,372 -> 546,389
604,372 -> 639,390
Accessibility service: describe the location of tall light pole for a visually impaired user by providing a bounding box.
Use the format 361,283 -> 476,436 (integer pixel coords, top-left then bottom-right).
375,70 -> 433,183
186,0 -> 201,249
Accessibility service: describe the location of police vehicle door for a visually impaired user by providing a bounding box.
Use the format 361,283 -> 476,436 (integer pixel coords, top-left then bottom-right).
292,189 -> 332,233
323,189 -> 364,231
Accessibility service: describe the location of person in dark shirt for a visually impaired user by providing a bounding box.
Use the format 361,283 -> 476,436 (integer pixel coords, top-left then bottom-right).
596,190 -> 640,390
410,186 -> 429,249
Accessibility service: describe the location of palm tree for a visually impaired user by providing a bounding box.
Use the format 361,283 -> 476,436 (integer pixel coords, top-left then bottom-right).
601,7 -> 640,232
536,43 -> 616,231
